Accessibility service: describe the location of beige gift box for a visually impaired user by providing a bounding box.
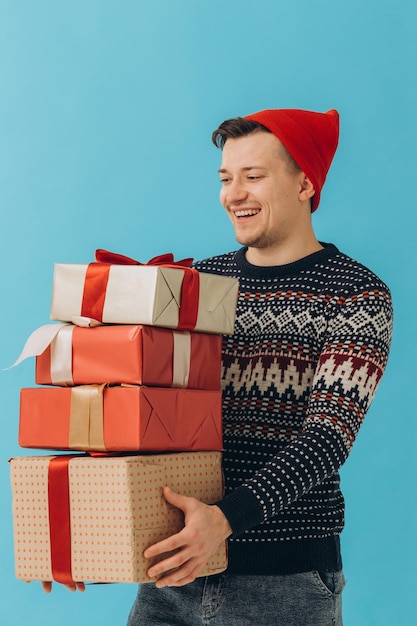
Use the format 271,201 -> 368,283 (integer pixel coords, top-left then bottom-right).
50,263 -> 238,335
10,452 -> 227,584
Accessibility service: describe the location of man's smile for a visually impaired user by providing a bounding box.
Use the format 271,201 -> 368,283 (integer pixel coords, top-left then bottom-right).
233,208 -> 261,218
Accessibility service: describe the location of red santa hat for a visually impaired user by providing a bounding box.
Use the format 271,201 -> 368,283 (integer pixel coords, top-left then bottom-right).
244,108 -> 339,212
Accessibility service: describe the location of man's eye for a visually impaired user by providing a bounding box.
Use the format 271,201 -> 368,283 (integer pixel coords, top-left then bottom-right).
220,178 -> 230,184
248,175 -> 261,180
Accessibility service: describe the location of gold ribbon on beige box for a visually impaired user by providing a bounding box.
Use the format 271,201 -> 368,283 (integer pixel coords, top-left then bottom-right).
69,384 -> 107,451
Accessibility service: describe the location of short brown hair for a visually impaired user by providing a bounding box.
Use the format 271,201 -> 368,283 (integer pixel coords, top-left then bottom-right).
212,117 -> 301,175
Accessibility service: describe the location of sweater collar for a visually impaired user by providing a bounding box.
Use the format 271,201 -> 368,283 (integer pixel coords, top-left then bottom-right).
233,243 -> 339,279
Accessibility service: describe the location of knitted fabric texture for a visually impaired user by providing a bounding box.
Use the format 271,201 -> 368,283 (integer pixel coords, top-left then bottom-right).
193,244 -> 392,575
244,108 -> 339,212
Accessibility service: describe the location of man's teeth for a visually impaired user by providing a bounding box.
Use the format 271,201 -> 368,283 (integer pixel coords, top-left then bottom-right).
235,209 -> 260,217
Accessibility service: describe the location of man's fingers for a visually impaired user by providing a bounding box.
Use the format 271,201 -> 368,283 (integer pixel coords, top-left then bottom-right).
39,581 -> 85,593
65,583 -> 85,592
147,545 -> 193,579
155,559 -> 205,588
143,492 -> 228,588
144,527 -> 187,560
162,486 -> 189,509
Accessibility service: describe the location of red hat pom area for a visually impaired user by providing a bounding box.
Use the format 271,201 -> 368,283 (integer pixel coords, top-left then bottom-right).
244,108 -> 339,212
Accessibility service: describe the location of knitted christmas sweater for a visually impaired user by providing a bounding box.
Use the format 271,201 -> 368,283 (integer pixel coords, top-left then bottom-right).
193,243 -> 393,576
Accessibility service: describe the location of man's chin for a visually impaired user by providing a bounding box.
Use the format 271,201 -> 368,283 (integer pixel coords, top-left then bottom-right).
235,234 -> 264,249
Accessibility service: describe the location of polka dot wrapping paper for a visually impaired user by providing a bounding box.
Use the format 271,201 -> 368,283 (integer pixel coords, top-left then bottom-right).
9,451 -> 227,583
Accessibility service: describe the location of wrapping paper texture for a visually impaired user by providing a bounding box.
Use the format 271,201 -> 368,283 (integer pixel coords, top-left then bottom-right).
50,263 -> 239,334
19,385 -> 223,452
10,452 -> 227,583
35,324 -> 222,389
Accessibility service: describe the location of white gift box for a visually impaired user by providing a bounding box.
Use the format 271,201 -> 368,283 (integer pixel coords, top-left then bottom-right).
50,263 -> 238,335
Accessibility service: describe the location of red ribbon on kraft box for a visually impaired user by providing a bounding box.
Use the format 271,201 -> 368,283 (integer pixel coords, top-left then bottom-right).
48,455 -> 77,585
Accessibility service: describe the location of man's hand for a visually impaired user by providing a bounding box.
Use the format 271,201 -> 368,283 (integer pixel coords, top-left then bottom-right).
41,581 -> 85,593
144,486 -> 232,588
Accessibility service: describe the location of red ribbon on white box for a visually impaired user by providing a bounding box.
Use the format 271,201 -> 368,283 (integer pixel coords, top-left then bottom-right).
80,249 -> 200,330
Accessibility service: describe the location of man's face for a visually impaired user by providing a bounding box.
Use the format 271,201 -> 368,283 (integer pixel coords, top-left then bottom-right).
219,131 -> 307,260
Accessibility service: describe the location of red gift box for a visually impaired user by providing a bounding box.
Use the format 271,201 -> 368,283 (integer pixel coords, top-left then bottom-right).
35,324 -> 221,389
19,385 -> 223,452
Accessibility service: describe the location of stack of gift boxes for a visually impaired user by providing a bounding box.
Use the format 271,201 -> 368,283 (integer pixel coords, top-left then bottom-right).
9,250 -> 239,585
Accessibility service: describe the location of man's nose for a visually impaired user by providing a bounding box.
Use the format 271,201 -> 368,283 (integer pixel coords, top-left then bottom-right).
225,179 -> 248,203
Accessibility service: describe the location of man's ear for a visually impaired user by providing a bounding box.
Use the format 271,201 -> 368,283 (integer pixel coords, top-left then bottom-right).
299,175 -> 315,202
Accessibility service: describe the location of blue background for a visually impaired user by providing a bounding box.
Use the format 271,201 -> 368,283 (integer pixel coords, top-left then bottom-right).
0,1 -> 414,624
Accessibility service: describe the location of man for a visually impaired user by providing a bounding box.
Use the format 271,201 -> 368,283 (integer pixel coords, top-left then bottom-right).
126,108 -> 393,625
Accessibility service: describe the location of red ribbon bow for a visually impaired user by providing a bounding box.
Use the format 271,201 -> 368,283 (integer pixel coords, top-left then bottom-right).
81,249 -> 200,329
95,249 -> 194,267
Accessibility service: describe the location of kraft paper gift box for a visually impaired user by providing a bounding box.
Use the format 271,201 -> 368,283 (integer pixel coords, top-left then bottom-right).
19,385 -> 223,452
34,324 -> 221,389
10,451 -> 227,584
49,259 -> 239,334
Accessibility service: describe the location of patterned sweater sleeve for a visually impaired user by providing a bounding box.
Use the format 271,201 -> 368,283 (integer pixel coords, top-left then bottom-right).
216,280 -> 393,537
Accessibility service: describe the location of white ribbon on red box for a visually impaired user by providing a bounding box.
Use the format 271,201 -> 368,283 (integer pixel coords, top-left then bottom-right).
8,322 -> 192,388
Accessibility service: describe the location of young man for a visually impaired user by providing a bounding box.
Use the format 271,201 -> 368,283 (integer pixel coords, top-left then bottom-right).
127,109 -> 393,625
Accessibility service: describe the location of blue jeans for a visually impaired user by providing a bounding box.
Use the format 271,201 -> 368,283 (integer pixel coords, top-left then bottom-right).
126,570 -> 345,625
